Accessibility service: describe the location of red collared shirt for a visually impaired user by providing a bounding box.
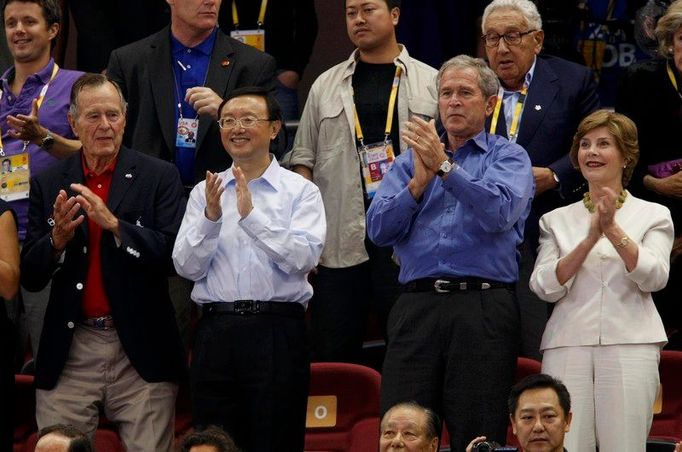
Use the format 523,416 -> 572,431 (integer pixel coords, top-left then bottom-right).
81,155 -> 117,318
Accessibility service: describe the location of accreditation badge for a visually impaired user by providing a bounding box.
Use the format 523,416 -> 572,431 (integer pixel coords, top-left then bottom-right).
358,140 -> 395,199
230,29 -> 265,52
176,117 -> 198,149
0,152 -> 30,201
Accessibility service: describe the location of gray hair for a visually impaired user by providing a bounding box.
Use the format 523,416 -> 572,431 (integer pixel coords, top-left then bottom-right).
482,0 -> 543,32
381,402 -> 440,442
437,55 -> 500,99
655,0 -> 682,58
69,73 -> 128,118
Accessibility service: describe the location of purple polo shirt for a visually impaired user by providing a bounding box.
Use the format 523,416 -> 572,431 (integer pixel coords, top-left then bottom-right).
0,59 -> 83,239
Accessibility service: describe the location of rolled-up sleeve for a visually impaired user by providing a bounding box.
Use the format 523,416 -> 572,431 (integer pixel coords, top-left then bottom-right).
530,215 -> 572,302
626,208 -> 674,292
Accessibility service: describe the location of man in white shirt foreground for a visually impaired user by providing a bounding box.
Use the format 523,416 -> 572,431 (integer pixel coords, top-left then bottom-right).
172,86 -> 326,452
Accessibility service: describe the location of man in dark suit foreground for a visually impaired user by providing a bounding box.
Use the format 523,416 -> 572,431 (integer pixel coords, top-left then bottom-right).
21,74 -> 187,452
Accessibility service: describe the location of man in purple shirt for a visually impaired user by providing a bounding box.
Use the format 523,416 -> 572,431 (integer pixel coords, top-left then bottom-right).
1,0 -> 83,356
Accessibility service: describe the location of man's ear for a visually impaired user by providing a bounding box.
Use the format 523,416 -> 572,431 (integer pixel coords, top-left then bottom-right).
533,29 -> 545,54
564,411 -> 573,432
485,95 -> 497,117
67,112 -> 78,137
510,413 -> 517,435
391,7 -> 400,27
270,120 -> 282,140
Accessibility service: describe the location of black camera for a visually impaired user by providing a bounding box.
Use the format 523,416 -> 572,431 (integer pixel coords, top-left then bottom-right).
472,441 -> 518,452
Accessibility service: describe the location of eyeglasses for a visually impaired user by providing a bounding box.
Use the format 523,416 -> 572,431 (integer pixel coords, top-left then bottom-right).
217,116 -> 272,129
481,30 -> 536,48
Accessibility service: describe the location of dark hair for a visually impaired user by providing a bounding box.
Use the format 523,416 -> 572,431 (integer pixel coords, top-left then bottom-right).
508,374 -> 571,418
69,73 -> 127,117
37,424 -> 93,452
218,86 -> 282,123
345,0 -> 401,8
181,426 -> 240,452
2,0 -> 61,26
381,401 -> 441,442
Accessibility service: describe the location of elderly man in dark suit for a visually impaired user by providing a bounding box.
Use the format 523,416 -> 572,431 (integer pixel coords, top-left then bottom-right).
482,0 -> 599,359
21,74 -> 186,452
106,0 -> 277,345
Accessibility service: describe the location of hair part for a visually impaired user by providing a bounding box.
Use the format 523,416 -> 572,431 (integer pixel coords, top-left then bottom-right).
69,73 -> 128,118
437,54 -> 500,99
381,401 -> 441,442
508,374 -> 571,419
181,425 -> 240,452
569,109 -> 639,187
655,0 -> 682,58
482,0 -> 542,32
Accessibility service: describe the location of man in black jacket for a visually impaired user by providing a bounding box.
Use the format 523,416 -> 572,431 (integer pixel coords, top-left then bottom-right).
21,74 -> 186,452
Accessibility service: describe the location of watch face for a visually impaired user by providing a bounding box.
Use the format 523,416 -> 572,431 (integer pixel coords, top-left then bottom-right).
440,160 -> 453,173
42,135 -> 55,149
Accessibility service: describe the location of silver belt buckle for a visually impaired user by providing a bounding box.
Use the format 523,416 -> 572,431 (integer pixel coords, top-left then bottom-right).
434,279 -> 450,293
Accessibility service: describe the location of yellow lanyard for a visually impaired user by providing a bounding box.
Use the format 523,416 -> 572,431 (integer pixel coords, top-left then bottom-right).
232,0 -> 268,28
667,61 -> 682,100
0,63 -> 59,154
353,66 -> 402,147
489,83 -> 528,142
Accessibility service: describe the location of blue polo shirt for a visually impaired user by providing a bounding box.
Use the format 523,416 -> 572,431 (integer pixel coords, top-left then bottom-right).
171,27 -> 218,185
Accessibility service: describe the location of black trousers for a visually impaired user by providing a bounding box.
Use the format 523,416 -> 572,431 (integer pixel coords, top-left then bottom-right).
0,302 -> 14,452
380,288 -> 520,452
310,240 -> 402,362
191,311 -> 310,452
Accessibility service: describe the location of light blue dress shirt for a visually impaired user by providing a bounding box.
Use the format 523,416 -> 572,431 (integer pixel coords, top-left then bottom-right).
366,131 -> 534,284
172,157 -> 326,307
501,57 -> 536,140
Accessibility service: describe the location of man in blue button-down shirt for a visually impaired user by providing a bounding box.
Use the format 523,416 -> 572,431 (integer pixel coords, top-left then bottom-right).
367,55 -> 534,451
173,86 -> 325,452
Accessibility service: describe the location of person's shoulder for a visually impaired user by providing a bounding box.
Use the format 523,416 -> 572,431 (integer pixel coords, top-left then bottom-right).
487,133 -> 531,160
279,165 -> 318,190
538,54 -> 592,77
627,192 -> 672,217
58,68 -> 85,82
623,58 -> 665,80
122,146 -> 178,175
310,57 -> 353,89
110,27 -> 168,57
540,199 -> 584,223
218,31 -> 275,64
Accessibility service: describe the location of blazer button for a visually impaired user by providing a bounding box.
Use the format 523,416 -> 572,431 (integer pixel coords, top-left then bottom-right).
67,321 -> 75,329
76,282 -> 83,290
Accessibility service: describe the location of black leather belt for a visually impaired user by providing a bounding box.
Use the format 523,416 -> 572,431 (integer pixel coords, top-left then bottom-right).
202,301 -> 304,317
407,277 -> 514,293
81,315 -> 115,329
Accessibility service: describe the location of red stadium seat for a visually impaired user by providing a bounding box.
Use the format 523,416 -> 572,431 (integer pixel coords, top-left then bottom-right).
304,362 -> 381,452
649,350 -> 682,441
13,374 -> 36,452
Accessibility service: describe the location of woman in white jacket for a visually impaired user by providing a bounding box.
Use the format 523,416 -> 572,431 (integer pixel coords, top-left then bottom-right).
530,109 -> 674,452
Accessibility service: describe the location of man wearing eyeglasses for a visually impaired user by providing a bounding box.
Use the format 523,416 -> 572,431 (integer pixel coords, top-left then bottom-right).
481,0 -> 599,360
172,86 -> 326,452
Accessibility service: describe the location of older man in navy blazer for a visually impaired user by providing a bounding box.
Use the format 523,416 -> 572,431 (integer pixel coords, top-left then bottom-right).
482,0 -> 599,359
21,74 -> 186,452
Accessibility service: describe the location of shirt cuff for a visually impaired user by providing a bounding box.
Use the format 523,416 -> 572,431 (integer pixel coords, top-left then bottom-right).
198,211 -> 222,238
238,206 -> 269,236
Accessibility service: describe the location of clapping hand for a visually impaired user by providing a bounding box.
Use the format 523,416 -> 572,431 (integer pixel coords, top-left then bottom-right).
204,171 -> 224,222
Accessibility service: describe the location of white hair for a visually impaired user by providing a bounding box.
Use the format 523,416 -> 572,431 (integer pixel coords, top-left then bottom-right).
482,0 -> 542,32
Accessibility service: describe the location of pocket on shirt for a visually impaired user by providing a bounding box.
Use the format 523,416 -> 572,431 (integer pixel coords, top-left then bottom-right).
317,102 -> 347,162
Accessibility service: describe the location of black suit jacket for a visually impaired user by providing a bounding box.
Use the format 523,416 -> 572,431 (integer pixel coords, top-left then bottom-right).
487,54 -> 600,246
21,147 -> 187,390
106,26 -> 277,184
